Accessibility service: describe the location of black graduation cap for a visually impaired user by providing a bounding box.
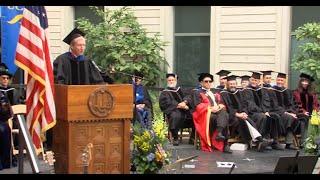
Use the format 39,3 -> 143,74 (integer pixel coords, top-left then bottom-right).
276,72 -> 287,79
240,75 -> 251,81
260,70 -> 273,76
249,71 -> 263,79
216,70 -> 231,77
0,63 -> 12,77
63,28 -> 86,45
166,73 -> 178,79
223,75 -> 239,81
300,73 -> 314,82
198,73 -> 213,82
134,71 -> 144,79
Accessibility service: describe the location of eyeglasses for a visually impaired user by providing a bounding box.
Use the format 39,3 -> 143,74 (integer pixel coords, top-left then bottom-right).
203,80 -> 213,83
1,77 -> 10,80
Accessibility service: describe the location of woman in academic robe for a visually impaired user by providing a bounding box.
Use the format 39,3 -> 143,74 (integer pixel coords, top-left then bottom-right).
132,71 -> 153,129
293,73 -> 319,116
293,73 -> 319,141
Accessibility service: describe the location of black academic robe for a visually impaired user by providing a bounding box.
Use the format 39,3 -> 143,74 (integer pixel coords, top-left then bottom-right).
272,86 -> 302,135
0,91 -> 12,170
262,84 -> 285,114
242,85 -> 269,114
0,86 -> 19,105
272,86 -> 297,113
159,87 -> 192,131
220,89 -> 248,125
53,52 -> 104,85
213,85 -> 225,93
293,88 -> 320,141
263,84 -> 297,136
242,85 -> 280,138
220,89 -> 257,142
0,86 -> 21,150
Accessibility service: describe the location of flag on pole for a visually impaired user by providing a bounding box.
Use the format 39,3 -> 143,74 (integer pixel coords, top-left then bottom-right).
1,6 -> 24,74
14,6 -> 56,154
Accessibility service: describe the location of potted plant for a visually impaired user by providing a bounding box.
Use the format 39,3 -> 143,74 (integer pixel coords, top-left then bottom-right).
131,108 -> 170,174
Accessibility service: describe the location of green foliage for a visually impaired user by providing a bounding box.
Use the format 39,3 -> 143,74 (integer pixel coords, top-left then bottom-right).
149,89 -> 162,117
291,22 -> 320,92
304,123 -> 320,155
75,6 -> 169,86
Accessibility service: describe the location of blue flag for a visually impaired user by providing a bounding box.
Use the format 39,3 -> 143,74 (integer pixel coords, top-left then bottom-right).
1,6 -> 24,75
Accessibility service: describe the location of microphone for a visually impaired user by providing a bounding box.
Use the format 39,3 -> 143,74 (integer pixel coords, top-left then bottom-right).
111,71 -> 146,80
91,61 -> 145,80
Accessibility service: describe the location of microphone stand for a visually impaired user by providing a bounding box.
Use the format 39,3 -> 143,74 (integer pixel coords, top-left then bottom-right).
229,163 -> 236,174
289,150 -> 299,174
111,71 -> 145,80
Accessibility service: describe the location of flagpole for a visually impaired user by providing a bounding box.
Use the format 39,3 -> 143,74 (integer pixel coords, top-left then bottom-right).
40,139 -> 46,161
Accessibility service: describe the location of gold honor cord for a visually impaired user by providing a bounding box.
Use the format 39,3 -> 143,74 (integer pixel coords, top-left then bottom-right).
206,107 -> 212,147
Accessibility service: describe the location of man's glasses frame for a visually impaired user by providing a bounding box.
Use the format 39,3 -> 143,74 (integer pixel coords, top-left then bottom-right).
1,76 -> 10,80
203,80 -> 213,83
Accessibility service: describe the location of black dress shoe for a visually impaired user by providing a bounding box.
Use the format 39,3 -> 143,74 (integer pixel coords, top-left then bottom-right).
215,133 -> 226,141
271,143 -> 285,150
188,138 -> 194,145
265,146 -> 272,150
173,139 -> 179,146
223,145 -> 232,153
286,144 -> 299,150
257,141 -> 268,152
130,164 -> 136,172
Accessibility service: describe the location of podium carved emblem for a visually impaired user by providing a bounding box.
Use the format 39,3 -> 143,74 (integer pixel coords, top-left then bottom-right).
88,87 -> 114,117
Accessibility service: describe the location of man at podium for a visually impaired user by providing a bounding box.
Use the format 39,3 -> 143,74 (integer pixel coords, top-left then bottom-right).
53,28 -> 108,85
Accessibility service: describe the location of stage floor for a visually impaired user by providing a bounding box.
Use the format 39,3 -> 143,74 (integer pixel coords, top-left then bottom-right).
1,139 -> 319,174
163,140 -> 307,174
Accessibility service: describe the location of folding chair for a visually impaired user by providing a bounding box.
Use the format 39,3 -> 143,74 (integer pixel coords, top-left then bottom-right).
8,104 -> 27,156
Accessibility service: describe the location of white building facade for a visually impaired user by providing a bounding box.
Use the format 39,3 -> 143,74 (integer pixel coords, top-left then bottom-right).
45,6 -> 320,88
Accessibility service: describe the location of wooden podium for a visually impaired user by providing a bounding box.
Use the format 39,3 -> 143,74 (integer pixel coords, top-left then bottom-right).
52,84 -> 133,174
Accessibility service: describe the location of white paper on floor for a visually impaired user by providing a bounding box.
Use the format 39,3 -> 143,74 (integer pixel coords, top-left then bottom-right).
183,164 -> 196,168
242,158 -> 255,161
216,161 -> 237,168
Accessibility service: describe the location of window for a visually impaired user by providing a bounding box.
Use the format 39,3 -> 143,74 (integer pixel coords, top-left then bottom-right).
74,6 -> 104,25
174,6 -> 211,87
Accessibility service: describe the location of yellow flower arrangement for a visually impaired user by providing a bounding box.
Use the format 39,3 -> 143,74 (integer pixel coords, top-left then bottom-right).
131,111 -> 170,174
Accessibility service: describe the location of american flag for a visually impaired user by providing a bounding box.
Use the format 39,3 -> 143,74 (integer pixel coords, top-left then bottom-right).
15,6 -> 56,154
